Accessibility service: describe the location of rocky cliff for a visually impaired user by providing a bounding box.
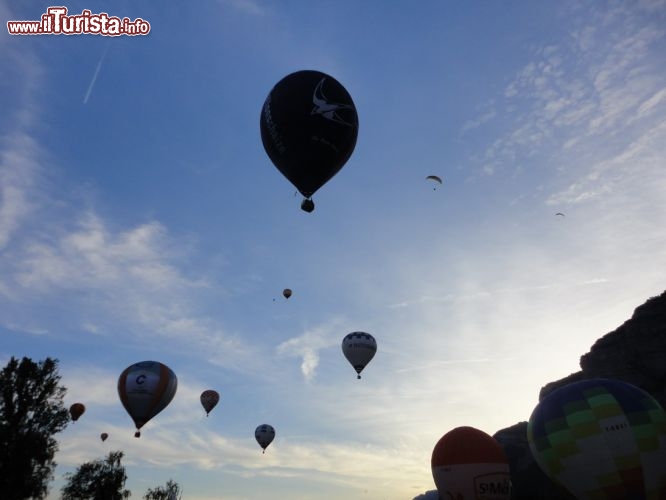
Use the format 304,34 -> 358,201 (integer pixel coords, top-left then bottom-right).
493,289 -> 666,499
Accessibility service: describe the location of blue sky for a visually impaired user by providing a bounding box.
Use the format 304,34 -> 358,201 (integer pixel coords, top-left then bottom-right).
2,0 -> 666,499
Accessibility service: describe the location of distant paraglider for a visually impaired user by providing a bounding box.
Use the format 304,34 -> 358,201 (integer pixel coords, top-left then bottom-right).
283,288 -> 292,299
69,403 -> 85,422
528,378 -> 666,499
555,212 -> 565,217
100,432 -> 108,442
117,361 -> 178,438
260,70 -> 359,213
255,424 -> 275,454
200,389 -> 220,417
426,175 -> 443,190
431,426 -> 512,499
342,332 -> 377,379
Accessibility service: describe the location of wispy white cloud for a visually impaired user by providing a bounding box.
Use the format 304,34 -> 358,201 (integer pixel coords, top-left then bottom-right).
218,0 -> 266,16
0,8 -> 45,249
0,133 -> 40,248
468,1 -> 665,223
547,118 -> 666,206
460,110 -> 496,135
14,213 -> 203,293
634,87 -> 666,120
276,320 -> 343,381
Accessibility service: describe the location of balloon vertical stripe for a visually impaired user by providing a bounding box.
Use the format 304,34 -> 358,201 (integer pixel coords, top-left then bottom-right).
117,361 -> 177,437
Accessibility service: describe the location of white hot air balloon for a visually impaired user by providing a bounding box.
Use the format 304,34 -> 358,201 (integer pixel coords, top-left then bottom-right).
342,332 -> 377,379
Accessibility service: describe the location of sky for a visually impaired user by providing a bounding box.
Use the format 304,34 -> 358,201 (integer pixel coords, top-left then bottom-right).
1,0 -> 665,499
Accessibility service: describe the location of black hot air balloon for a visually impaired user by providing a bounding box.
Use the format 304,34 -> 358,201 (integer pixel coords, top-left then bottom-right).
260,70 -> 359,212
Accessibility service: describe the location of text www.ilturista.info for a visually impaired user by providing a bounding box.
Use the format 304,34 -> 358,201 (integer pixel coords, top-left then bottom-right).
7,7 -> 150,36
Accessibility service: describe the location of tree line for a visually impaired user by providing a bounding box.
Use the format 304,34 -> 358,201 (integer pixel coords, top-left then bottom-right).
0,356 -> 182,500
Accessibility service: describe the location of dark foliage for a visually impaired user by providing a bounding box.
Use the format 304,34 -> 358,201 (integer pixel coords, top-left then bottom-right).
61,451 -> 131,500
0,356 -> 70,500
144,479 -> 182,500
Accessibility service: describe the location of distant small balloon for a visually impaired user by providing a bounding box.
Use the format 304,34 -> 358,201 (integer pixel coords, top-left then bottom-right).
69,403 -> 85,422
283,288 -> 292,299
200,389 -> 220,416
100,432 -> 108,442
255,424 -> 275,453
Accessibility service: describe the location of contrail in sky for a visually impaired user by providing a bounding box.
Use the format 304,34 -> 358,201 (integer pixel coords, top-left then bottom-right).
83,44 -> 110,104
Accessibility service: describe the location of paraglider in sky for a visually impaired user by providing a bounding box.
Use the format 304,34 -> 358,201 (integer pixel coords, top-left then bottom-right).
200,389 -> 220,417
117,361 -> 178,438
260,70 -> 359,213
528,378 -> 666,500
255,424 -> 275,454
100,432 -> 108,442
431,426 -> 512,500
283,288 -> 292,299
342,332 -> 377,379
555,212 -> 565,217
69,403 -> 85,422
426,175 -> 443,190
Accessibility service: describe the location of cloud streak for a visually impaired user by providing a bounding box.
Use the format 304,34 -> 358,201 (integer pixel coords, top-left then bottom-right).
83,44 -> 109,104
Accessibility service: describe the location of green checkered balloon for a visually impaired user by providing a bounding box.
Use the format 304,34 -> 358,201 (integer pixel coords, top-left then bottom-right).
528,378 -> 666,499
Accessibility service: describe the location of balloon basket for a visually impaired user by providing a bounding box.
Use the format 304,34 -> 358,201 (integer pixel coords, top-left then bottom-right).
301,198 -> 315,213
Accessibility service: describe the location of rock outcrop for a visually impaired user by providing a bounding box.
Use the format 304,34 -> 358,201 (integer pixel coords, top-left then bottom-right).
494,289 -> 666,499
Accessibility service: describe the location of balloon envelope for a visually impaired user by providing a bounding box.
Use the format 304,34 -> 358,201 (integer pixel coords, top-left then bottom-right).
260,70 -> 359,200
69,403 -> 85,422
342,332 -> 377,379
100,432 -> 108,442
283,288 -> 292,299
528,378 -> 666,499
200,389 -> 220,416
255,424 -> 275,453
431,426 -> 512,500
117,361 -> 177,437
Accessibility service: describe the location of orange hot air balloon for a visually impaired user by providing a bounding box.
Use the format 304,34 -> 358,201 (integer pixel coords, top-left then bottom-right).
200,390 -> 220,416
117,361 -> 177,437
100,432 -> 108,442
69,403 -> 85,422
431,426 -> 512,500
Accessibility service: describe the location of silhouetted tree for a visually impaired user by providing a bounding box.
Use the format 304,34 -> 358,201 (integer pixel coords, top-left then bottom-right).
0,356 -> 70,500
61,451 -> 131,500
144,479 -> 182,500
